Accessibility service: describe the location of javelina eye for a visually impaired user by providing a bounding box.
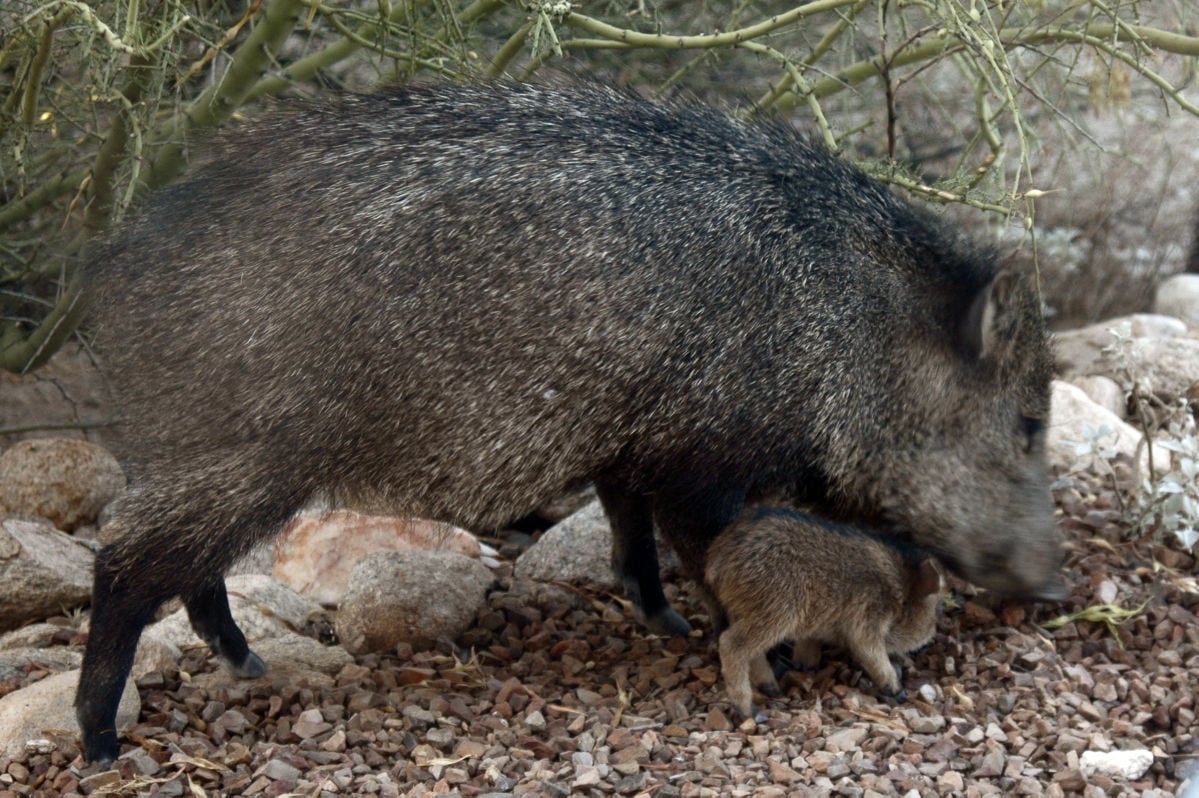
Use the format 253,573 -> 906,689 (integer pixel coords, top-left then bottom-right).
1019,415 -> 1042,453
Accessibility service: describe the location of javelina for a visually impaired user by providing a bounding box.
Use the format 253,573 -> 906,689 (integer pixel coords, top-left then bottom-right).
78,82 -> 1065,765
706,506 -> 943,720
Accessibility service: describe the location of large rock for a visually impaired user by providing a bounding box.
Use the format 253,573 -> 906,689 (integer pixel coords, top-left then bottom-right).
0,647 -> 83,698
1067,375 -> 1126,419
0,668 -> 139,759
252,632 -> 353,675
1053,313 -> 1187,375
1130,337 -> 1199,405
1049,381 -> 1169,472
146,574 -> 323,650
0,516 -> 95,632
514,500 -> 615,586
514,500 -> 680,587
0,439 -> 125,531
1054,319 -> 1199,407
335,550 -> 494,654
1154,273 -> 1199,327
273,509 -> 492,606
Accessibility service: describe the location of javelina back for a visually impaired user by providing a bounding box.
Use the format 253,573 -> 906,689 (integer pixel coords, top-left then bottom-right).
706,507 -> 943,720
78,82 -> 1064,765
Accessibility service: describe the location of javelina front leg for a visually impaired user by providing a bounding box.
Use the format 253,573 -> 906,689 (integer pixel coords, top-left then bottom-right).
718,625 -> 770,723
184,579 -> 266,679
750,653 -> 781,698
848,636 -> 906,700
653,484 -> 747,632
597,480 -> 691,637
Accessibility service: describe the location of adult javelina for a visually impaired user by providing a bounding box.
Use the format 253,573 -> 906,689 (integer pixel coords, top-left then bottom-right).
706,507 -> 943,721
79,82 -> 1064,765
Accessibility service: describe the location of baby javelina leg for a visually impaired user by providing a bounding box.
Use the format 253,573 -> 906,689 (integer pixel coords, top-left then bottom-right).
705,507 -> 944,721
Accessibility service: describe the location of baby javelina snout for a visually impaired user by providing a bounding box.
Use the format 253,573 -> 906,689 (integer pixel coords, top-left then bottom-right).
705,507 -> 944,722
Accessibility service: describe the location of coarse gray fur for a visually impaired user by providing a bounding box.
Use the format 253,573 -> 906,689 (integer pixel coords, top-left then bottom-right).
77,81 -> 1064,765
706,506 -> 943,720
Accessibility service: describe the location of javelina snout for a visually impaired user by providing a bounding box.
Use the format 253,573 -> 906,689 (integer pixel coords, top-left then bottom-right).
706,507 -> 944,721
825,269 -> 1067,602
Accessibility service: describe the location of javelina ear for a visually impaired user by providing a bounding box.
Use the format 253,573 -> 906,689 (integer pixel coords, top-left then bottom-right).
912,558 -> 943,598
958,270 -> 1020,361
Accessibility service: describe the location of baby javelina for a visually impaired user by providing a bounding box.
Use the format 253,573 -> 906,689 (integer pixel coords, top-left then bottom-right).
705,506 -> 944,721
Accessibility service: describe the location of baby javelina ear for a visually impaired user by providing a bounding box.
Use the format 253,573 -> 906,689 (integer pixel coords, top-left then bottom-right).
704,507 -> 944,722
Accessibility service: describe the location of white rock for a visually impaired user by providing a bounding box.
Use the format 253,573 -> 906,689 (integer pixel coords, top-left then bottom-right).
1067,375 -> 1126,419
147,574 -> 322,650
0,668 -> 139,758
273,510 -> 488,606
334,549 -> 494,654
1154,274 -> 1199,327
1079,748 -> 1154,780
0,516 -> 95,631
1049,381 -> 1170,473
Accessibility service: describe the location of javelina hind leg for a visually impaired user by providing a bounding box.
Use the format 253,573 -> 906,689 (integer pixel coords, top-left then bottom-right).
76,548 -> 165,767
184,579 -> 266,678
597,480 -> 691,636
77,472 -> 306,766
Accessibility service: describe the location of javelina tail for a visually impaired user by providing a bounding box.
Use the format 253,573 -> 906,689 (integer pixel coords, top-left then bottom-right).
76,469 -> 308,765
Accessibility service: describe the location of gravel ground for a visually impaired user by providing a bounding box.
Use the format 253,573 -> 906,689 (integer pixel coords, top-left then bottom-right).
1,464 -> 1196,797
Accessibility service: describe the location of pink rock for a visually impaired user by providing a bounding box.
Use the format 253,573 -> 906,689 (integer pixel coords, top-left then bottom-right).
273,510 -> 484,606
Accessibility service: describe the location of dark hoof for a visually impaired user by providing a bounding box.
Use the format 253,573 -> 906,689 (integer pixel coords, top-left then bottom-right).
80,732 -> 119,770
228,649 -> 267,679
887,687 -> 909,703
753,709 -> 769,724
767,644 -> 799,679
758,682 -> 782,699
646,608 -> 692,637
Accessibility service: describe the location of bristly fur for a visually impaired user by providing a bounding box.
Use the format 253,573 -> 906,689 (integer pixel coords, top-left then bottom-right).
78,81 -> 1062,764
707,506 -> 944,718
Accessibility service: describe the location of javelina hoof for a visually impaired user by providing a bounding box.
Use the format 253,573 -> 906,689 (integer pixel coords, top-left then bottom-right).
883,662 -> 908,702
227,649 -> 267,679
767,644 -> 799,679
646,607 -> 692,637
755,680 -> 782,699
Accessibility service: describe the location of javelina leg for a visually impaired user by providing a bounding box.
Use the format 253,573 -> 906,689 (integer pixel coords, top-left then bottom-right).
184,579 -> 266,678
717,624 -> 770,723
597,480 -> 691,637
848,636 -> 905,699
77,474 -> 304,765
76,548 -> 165,767
750,653 -> 781,698
652,485 -> 746,632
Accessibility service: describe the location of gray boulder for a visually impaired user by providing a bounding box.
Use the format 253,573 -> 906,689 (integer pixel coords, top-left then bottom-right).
1154,273 -> 1199,327
0,438 -> 125,531
0,516 -> 94,631
335,550 -> 493,654
0,668 -> 139,758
